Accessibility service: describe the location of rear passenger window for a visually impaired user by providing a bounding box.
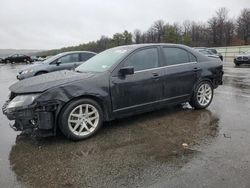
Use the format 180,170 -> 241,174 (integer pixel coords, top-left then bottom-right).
162,47 -> 195,66
123,48 -> 158,71
80,53 -> 95,61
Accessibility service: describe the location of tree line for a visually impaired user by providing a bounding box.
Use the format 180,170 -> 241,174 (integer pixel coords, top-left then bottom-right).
41,7 -> 250,56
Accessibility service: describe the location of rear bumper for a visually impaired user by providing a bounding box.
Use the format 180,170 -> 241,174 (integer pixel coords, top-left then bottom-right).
213,68 -> 223,88
2,101 -> 56,136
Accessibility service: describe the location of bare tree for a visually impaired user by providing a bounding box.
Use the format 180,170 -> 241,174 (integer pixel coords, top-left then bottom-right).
152,20 -> 165,42
134,29 -> 142,44
236,8 -> 250,45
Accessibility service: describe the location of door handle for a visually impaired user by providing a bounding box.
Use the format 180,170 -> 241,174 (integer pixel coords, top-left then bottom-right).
193,67 -> 201,72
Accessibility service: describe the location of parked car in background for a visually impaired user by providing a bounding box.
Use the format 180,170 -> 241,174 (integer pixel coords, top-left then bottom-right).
207,48 -> 223,61
2,44 -> 223,140
17,51 -> 96,80
194,48 -> 221,60
30,56 -> 47,62
3,54 -> 31,64
234,50 -> 250,66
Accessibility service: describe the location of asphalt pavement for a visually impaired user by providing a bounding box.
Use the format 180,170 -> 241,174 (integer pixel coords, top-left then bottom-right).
0,62 -> 250,188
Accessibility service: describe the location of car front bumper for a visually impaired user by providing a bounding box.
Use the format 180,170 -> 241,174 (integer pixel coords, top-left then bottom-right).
2,100 -> 56,136
234,59 -> 250,65
17,71 -> 35,80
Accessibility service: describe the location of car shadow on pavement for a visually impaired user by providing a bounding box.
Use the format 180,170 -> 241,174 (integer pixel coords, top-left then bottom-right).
8,105 -> 219,188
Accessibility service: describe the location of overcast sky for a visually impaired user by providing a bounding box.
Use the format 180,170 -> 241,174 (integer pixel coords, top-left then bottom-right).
0,0 -> 249,50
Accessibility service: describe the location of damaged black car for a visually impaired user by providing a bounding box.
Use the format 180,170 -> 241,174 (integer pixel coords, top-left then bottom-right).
2,44 -> 223,140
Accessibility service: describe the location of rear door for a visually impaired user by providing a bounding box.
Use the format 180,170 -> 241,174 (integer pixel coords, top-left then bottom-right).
110,47 -> 164,115
161,46 -> 200,103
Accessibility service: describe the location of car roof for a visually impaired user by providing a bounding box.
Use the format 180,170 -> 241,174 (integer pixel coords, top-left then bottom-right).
111,43 -> 211,62
113,43 -> 197,50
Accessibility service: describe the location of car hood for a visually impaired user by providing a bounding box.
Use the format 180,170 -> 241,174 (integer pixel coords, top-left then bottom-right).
10,70 -> 94,94
19,62 -> 45,72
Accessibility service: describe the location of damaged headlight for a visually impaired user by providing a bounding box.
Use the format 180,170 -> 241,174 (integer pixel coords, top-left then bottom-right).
7,94 -> 39,110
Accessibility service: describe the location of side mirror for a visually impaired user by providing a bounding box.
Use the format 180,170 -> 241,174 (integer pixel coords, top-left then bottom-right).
119,66 -> 134,76
56,60 -> 61,66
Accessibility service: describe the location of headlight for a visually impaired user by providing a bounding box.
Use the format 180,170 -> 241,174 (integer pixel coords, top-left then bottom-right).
21,69 -> 33,74
7,94 -> 39,110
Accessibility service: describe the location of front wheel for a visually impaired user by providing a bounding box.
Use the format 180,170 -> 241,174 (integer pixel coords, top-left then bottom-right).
59,98 -> 103,140
190,81 -> 213,109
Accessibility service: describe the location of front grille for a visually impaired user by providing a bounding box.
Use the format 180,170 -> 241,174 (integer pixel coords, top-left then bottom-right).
243,56 -> 249,61
236,56 -> 248,61
236,56 -> 243,61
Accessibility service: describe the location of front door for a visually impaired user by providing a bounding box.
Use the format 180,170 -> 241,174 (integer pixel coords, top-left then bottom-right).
110,47 -> 164,115
50,53 -> 80,71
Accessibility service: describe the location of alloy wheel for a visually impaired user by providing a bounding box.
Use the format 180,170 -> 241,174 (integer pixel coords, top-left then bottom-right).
68,104 -> 99,136
197,83 -> 212,106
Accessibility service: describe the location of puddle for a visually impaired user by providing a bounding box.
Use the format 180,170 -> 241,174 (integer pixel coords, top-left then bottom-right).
9,107 -> 219,188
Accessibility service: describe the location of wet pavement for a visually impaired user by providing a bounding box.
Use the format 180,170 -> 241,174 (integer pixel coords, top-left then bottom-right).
0,62 -> 250,188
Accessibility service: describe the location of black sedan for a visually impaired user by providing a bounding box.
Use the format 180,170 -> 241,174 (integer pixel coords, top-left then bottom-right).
2,44 -> 223,140
3,54 -> 31,64
234,50 -> 250,66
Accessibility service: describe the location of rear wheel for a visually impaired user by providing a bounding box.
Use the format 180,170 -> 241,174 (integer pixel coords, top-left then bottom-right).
59,98 -> 103,140
190,81 -> 213,109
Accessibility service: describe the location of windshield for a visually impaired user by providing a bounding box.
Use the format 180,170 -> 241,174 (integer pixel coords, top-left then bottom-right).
75,47 -> 132,73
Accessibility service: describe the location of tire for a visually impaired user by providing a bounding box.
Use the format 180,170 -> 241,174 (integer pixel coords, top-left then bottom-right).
235,63 -> 240,67
59,98 -> 103,141
190,81 -> 213,109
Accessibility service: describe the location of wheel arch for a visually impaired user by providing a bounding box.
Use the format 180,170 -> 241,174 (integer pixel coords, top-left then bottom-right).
57,94 -> 110,127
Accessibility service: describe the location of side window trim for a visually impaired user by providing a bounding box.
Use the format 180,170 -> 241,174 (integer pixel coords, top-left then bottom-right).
111,46 -> 161,77
134,61 -> 197,73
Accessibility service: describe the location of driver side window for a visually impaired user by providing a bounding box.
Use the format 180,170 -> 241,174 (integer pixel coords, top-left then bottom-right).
123,48 -> 159,72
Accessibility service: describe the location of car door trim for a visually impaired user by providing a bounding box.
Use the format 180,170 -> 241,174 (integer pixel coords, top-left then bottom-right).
134,61 -> 197,73
113,94 -> 189,112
